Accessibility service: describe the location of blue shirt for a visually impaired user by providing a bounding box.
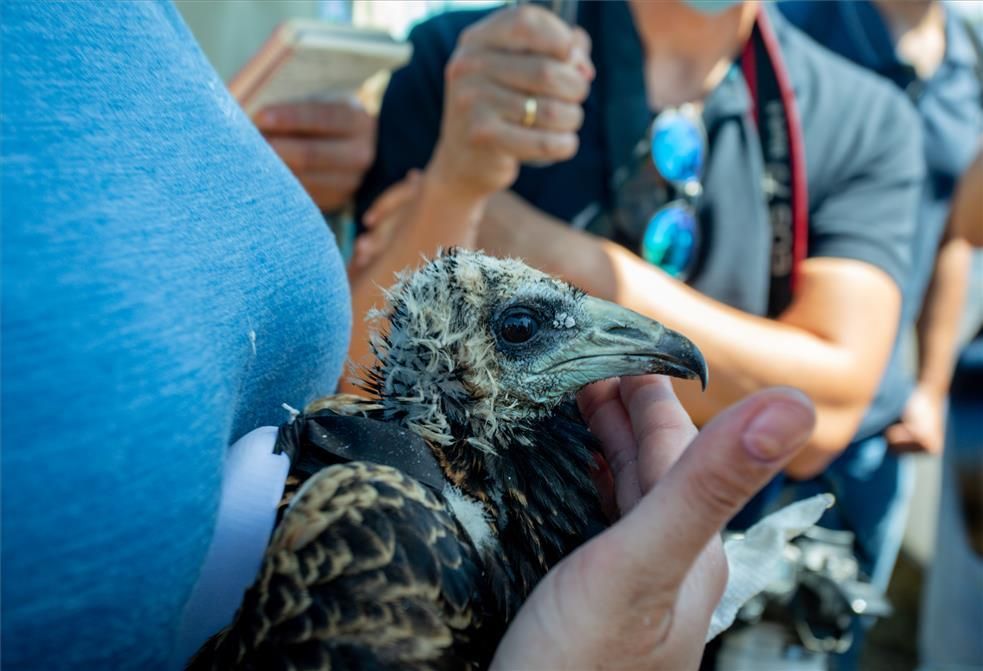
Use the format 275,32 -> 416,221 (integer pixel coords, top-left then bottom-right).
780,0 -> 983,434
1,2 -> 351,668
358,2 -> 923,440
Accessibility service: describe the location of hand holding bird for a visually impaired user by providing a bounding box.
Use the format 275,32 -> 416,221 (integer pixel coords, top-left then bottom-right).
491,376 -> 815,671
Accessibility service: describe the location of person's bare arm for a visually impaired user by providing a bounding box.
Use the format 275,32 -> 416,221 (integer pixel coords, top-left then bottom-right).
344,175 -> 485,392
479,192 -> 899,478
915,235 -> 973,397
885,234 -> 971,455
949,145 -> 983,247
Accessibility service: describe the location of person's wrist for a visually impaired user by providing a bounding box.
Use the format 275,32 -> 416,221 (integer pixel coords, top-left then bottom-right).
428,147 -> 490,201
914,380 -> 947,404
429,136 -> 521,202
421,165 -> 487,215
396,166 -> 487,252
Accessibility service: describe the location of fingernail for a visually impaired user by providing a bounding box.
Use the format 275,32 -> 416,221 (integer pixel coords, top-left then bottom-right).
742,393 -> 814,462
257,110 -> 277,126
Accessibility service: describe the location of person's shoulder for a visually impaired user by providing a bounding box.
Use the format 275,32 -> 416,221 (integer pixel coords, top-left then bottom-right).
772,5 -> 907,112
771,6 -> 921,176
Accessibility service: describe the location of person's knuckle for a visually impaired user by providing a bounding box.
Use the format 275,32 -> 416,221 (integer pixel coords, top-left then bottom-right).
446,51 -> 475,82
638,413 -> 696,446
607,446 -> 637,482
540,99 -> 559,125
691,467 -> 747,519
574,27 -> 592,53
469,121 -> 496,147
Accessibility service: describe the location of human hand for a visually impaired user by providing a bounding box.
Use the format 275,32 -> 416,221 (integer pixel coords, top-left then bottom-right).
255,100 -> 376,212
351,169 -> 424,271
491,376 -> 815,670
429,5 -> 594,199
886,385 -> 946,455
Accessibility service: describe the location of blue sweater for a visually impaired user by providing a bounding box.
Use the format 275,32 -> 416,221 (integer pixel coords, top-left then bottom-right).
1,2 -> 351,668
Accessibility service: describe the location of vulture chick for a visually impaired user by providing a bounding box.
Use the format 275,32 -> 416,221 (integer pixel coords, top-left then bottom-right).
189,249 -> 707,671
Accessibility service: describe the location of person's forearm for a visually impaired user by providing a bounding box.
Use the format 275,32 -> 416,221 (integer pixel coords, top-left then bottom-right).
344,173 -> 486,393
950,144 -> 983,246
915,234 -> 972,397
601,244 -> 894,466
486,198 -> 896,475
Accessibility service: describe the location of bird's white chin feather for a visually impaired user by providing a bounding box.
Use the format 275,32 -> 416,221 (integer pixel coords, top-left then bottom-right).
442,483 -> 498,557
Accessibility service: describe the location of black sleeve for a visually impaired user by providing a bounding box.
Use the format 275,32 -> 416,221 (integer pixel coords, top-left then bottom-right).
355,10 -> 492,224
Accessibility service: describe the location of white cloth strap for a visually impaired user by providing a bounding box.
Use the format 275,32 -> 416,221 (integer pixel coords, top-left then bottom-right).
172,426 -> 289,667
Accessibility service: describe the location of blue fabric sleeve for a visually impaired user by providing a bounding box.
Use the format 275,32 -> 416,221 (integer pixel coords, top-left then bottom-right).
1,2 -> 350,669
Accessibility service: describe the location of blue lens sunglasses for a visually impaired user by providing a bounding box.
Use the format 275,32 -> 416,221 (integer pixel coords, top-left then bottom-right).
639,103 -> 706,280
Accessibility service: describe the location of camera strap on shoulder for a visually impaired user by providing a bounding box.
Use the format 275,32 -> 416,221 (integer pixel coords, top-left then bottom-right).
741,9 -> 809,318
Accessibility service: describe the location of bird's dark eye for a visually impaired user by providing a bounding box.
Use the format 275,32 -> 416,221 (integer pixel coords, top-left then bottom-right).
500,310 -> 540,344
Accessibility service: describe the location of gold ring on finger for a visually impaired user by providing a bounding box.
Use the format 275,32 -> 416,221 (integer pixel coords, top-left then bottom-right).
522,97 -> 538,127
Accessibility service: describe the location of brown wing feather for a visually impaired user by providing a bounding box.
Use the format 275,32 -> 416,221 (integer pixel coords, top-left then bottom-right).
188,463 -> 494,671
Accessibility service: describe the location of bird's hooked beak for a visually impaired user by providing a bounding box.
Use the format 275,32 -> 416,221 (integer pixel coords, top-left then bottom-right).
538,296 -> 708,392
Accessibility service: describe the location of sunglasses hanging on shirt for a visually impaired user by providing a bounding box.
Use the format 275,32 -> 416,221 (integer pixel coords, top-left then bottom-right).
577,9 -> 808,317
641,104 -> 707,280
597,103 -> 708,282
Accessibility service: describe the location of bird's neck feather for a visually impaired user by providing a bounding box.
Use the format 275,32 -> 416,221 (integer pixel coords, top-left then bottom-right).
367,349 -> 606,609
430,398 -> 607,614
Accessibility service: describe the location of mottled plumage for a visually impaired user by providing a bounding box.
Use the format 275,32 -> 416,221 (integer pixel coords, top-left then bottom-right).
189,250 -> 707,670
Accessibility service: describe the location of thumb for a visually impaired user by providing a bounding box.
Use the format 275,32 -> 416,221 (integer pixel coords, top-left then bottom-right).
607,387 -> 815,595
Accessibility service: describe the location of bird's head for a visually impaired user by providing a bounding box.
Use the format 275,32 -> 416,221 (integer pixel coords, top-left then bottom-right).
364,249 -> 707,452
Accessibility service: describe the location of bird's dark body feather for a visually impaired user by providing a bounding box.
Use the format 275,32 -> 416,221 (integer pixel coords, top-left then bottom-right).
189,460 -> 498,671
190,401 -> 605,671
